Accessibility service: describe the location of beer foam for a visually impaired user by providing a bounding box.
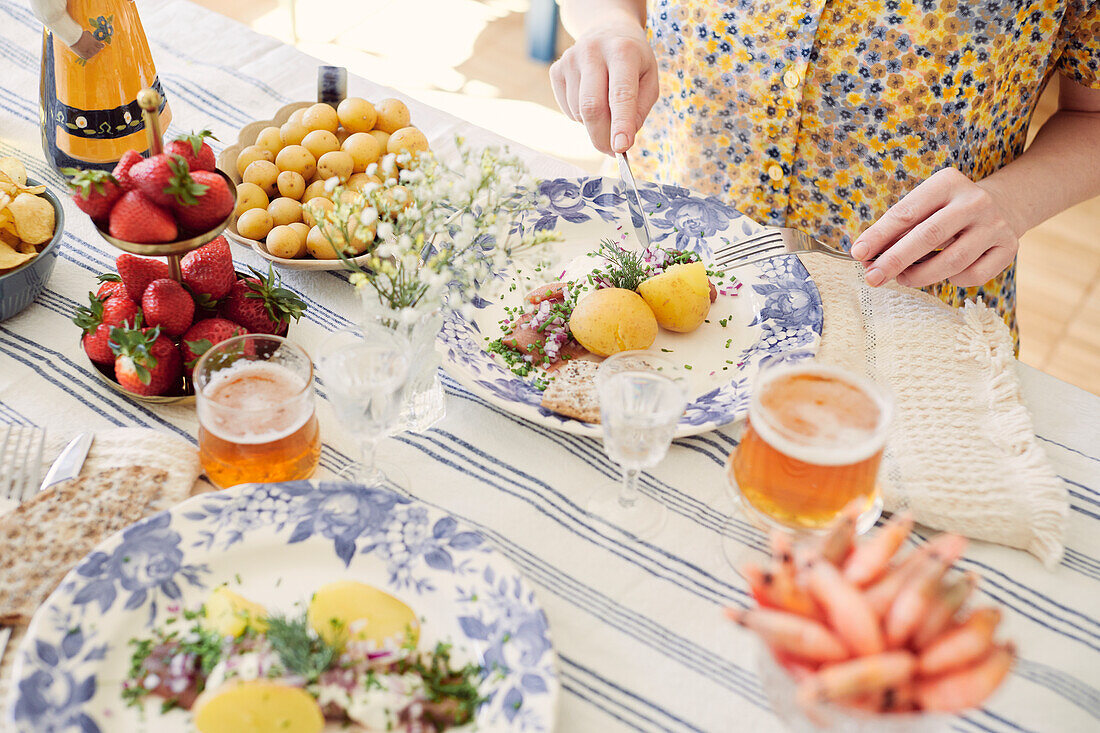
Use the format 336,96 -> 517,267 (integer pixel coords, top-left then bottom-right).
750,366 -> 889,466
199,361 -> 313,445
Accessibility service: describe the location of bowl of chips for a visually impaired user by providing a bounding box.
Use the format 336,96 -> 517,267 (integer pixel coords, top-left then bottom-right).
0,157 -> 63,322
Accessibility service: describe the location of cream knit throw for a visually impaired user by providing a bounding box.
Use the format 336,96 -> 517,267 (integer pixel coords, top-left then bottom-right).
802,256 -> 1069,568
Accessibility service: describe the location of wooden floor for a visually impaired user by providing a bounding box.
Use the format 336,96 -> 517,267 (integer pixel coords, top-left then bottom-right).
191,0 -> 1100,395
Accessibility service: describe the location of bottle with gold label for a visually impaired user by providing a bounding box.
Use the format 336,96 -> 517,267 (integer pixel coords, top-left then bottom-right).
32,0 -> 171,170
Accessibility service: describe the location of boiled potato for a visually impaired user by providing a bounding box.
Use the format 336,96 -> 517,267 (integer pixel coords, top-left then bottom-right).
267,197 -> 303,226
346,172 -> 382,192
301,130 -> 340,161
301,102 -> 339,134
276,170 -> 306,200
253,126 -> 284,156
287,221 -> 309,241
342,132 -> 382,173
378,185 -> 413,216
300,180 -> 331,205
636,261 -> 712,333
235,145 -> 273,178
337,97 -> 377,133
305,225 -> 339,260
335,128 -> 350,145
306,580 -> 419,647
275,145 -> 317,180
316,150 -> 354,182
267,224 -> 307,258
287,108 -> 307,126
387,126 -> 429,159
373,98 -> 411,133
202,585 -> 268,638
302,197 -> 334,227
237,207 -> 273,240
569,287 -> 658,356
279,120 -> 309,147
233,182 -> 269,216
193,679 -> 323,733
242,160 -> 279,197
368,129 -> 391,154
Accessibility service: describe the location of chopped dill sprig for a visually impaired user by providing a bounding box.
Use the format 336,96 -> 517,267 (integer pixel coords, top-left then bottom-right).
597,238 -> 647,290
265,611 -> 339,684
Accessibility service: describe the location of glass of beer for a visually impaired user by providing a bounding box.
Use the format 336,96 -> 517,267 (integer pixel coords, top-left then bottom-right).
194,334 -> 321,489
726,362 -> 893,540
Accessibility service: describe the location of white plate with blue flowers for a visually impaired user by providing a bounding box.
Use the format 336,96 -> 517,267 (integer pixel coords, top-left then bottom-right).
439,176 -> 824,437
6,481 -> 559,733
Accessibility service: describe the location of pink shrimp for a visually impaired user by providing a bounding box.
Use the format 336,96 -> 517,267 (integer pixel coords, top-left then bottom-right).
804,558 -> 885,656
883,535 -> 968,647
918,608 -> 1002,677
915,644 -> 1015,713
865,533 -> 968,617
842,512 -> 913,586
797,651 -> 916,705
912,572 -> 979,650
724,607 -> 849,663
818,499 -> 863,566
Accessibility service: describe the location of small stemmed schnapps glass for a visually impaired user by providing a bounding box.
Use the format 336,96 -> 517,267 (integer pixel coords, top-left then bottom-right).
318,326 -> 411,490
587,351 -> 689,539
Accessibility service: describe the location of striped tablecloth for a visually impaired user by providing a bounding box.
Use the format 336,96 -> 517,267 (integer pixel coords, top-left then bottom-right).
1,1 -> 1099,730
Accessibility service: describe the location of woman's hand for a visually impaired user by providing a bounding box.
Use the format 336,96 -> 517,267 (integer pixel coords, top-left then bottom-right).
549,21 -> 658,155
70,30 -> 104,61
850,167 -> 1023,289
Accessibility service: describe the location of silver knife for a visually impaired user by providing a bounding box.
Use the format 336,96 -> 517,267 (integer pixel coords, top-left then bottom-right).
615,151 -> 654,250
39,433 -> 94,492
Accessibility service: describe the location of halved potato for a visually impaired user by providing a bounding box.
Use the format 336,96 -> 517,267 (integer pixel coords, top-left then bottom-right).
202,585 -> 269,638
307,580 -> 419,648
193,679 -> 323,733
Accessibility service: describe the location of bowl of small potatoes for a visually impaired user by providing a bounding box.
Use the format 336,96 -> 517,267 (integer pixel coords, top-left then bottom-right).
216,95 -> 430,271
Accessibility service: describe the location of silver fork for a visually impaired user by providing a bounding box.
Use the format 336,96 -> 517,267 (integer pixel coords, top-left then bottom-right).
0,424 -> 45,669
713,225 -> 936,270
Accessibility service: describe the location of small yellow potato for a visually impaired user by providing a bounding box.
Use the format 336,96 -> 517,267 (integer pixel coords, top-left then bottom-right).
236,207 -> 274,240
335,128 -> 350,145
300,180 -> 331,205
569,287 -> 658,356
253,126 -> 284,156
287,221 -> 310,244
276,170 -> 306,200
337,97 -> 377,133
305,225 -> 339,260
279,120 -> 309,147
373,98 -> 411,133
378,184 -> 413,216
301,129 -> 340,161
274,145 -> 317,180
387,126 -> 429,159
636,261 -> 712,333
193,679 -> 323,733
301,102 -> 339,134
368,129 -> 391,153
342,132 -> 382,173
267,224 -> 307,258
306,580 -> 419,647
242,160 -> 279,197
235,145 -> 273,178
287,108 -> 306,126
267,197 -> 303,226
302,197 -> 335,227
202,585 -> 268,638
316,150 -> 354,182
346,172 -> 383,192
233,182 -> 269,217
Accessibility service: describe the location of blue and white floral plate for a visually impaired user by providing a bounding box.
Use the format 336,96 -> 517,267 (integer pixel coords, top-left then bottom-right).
439,176 -> 824,437
6,481 -> 559,732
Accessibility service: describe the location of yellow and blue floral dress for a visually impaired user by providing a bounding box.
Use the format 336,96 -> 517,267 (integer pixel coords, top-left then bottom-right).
633,0 -> 1100,346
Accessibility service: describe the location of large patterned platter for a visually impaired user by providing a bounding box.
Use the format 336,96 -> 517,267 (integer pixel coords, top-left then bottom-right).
439,176 -> 824,437
6,481 -> 559,732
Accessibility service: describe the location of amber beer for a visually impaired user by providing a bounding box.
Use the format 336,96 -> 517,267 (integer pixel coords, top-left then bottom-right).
729,363 -> 892,531
195,336 -> 320,489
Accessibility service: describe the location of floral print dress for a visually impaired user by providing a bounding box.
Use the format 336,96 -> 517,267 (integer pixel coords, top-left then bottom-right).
633,0 -> 1100,346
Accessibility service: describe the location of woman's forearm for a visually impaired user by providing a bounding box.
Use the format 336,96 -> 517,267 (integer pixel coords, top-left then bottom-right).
977,78 -> 1100,236
559,0 -> 646,38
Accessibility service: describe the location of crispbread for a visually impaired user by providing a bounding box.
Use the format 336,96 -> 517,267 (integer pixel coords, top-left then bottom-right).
540,359 -> 601,423
0,465 -> 184,626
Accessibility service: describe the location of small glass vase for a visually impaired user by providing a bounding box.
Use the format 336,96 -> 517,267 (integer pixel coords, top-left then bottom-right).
357,288 -> 447,434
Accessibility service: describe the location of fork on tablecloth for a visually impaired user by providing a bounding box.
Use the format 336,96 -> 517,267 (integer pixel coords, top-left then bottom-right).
713,225 -> 937,270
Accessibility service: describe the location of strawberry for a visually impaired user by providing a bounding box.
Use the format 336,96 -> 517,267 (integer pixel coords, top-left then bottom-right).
142,278 -> 195,336
61,168 -> 122,220
180,317 -> 247,373
166,130 -> 217,173
82,323 -> 116,366
112,149 -> 144,191
95,272 -> 126,301
110,321 -> 182,396
174,171 -> 234,232
109,191 -> 178,243
129,153 -> 206,208
116,253 -> 171,302
220,265 -> 306,335
72,289 -> 138,333
181,235 -> 236,303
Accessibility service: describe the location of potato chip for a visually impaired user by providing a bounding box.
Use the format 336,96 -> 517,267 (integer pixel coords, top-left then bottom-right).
16,240 -> 37,255
0,158 -> 27,186
8,193 -> 54,245
0,229 -> 18,249
0,239 -> 35,270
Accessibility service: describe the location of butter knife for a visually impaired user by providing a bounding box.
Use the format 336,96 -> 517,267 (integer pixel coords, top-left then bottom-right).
39,433 -> 94,492
615,151 -> 654,250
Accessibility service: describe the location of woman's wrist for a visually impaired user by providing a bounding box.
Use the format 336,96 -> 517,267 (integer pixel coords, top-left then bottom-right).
561,0 -> 646,39
974,176 -> 1028,239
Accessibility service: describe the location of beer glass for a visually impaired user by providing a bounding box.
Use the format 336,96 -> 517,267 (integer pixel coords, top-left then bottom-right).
588,351 -> 688,539
195,335 -> 320,489
725,361 -> 892,545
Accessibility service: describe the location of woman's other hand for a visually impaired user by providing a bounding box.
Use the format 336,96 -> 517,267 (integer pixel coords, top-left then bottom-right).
550,12 -> 657,155
850,167 -> 1024,288
70,30 -> 105,61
